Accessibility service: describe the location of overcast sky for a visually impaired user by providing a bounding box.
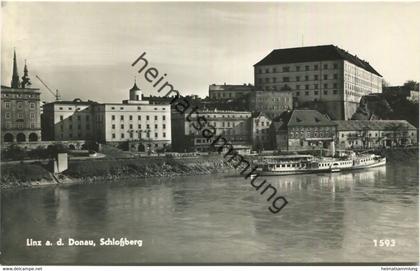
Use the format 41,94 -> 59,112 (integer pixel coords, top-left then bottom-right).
2,2 -> 420,102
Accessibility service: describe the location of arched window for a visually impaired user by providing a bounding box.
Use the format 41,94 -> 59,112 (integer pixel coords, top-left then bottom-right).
4,133 -> 13,142
29,133 -> 38,142
16,133 -> 26,142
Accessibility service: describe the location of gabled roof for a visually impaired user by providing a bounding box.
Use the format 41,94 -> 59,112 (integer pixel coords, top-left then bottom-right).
333,120 -> 417,131
254,45 -> 382,77
274,110 -> 334,128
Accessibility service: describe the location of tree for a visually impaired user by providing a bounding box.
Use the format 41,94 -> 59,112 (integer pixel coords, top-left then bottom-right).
2,144 -> 26,161
382,80 -> 390,88
403,80 -> 419,91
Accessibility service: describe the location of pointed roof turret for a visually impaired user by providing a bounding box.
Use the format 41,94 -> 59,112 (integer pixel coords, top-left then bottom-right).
21,59 -> 32,88
11,49 -> 20,88
130,77 -> 140,91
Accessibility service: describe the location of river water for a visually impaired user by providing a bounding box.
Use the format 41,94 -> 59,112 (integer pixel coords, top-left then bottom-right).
1,156 -> 418,264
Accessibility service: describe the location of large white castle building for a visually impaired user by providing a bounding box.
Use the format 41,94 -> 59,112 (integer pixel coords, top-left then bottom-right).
254,45 -> 383,120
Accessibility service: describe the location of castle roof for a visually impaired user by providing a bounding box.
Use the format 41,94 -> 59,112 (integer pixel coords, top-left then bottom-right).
254,44 -> 382,77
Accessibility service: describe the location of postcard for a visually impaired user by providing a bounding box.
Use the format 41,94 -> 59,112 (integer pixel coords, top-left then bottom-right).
1,1 -> 419,269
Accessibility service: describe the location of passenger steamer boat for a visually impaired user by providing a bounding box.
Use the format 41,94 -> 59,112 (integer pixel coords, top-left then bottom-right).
254,152 -> 386,176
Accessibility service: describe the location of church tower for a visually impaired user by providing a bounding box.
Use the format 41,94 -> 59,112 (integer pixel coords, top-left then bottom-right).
11,50 -> 20,88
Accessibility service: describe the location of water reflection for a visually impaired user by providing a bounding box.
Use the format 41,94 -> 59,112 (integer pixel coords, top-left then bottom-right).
1,162 -> 418,264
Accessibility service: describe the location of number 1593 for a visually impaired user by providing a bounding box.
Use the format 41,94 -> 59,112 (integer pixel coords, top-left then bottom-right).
373,239 -> 395,247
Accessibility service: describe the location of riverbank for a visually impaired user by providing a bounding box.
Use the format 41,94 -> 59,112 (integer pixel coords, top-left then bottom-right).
0,155 -> 234,189
1,148 -> 418,189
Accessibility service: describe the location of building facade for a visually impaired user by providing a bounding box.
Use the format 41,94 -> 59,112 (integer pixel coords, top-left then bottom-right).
42,99 -> 97,141
254,45 -> 383,120
334,120 -> 417,149
250,112 -> 274,151
273,109 -> 337,151
1,51 -> 41,143
42,82 -> 171,151
172,108 -> 252,152
248,89 -> 293,118
209,83 -> 254,100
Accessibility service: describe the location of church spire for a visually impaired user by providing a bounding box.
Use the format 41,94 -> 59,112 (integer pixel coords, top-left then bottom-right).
21,59 -> 32,88
11,49 -> 20,88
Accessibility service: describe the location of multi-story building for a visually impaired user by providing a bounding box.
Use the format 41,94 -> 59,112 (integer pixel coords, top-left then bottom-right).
1,51 -> 41,143
334,120 -> 417,149
248,89 -> 293,118
209,83 -> 254,100
42,81 -> 171,151
171,108 -> 252,152
42,99 -> 97,141
254,45 -> 383,120
273,109 -> 337,151
250,112 -> 273,150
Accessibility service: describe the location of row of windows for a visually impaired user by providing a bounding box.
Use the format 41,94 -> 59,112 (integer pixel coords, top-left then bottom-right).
259,73 -> 339,84
57,106 -> 167,111
290,131 -> 333,138
190,121 -> 238,128
257,97 -> 291,102
211,92 -> 245,98
112,124 -> 166,130
291,127 -> 334,132
60,115 -> 90,121
5,112 -> 36,119
4,102 -> 36,109
4,122 -> 36,129
196,138 -> 211,144
257,63 -> 339,74
295,89 -> 339,96
307,83 -> 336,90
256,129 -> 269,134
111,132 -> 166,139
109,106 -> 166,111
255,120 -> 270,126
2,93 -> 38,98
194,114 -> 250,119
257,105 -> 290,110
340,132 -> 415,138
111,115 -> 166,121
60,124 -> 90,130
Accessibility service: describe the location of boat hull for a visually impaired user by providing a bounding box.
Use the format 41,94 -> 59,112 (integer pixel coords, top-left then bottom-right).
257,158 -> 386,176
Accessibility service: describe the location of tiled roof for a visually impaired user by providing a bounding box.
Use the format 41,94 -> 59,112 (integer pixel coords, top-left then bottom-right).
254,45 -> 382,77
333,120 -> 417,131
275,110 -> 334,127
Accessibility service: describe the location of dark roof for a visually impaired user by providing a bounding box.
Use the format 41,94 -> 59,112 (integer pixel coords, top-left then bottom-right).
274,109 -> 334,128
44,98 -> 98,106
254,45 -> 382,77
130,82 -> 140,91
209,84 -> 255,91
333,120 -> 417,131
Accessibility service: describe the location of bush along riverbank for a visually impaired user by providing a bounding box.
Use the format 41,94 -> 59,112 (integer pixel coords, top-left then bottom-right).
1,156 -> 235,189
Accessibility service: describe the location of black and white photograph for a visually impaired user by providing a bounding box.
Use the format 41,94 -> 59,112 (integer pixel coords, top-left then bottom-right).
1,1 -> 419,269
